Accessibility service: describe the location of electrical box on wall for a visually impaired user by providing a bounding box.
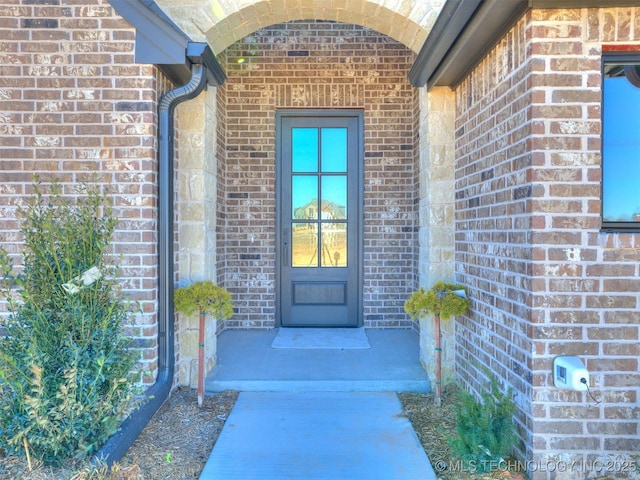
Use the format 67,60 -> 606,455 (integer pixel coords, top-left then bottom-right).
553,356 -> 589,391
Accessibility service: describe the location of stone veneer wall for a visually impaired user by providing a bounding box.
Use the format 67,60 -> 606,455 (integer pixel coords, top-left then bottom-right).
0,0 -> 170,386
455,7 -> 640,478
417,87 -> 457,384
175,88 -> 220,388
219,21 -> 418,329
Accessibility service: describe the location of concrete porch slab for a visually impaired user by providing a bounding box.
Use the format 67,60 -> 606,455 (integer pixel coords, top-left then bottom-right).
199,391 -> 436,480
205,328 -> 430,393
271,327 -> 371,349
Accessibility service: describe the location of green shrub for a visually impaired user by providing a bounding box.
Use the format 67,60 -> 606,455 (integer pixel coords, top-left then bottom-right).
0,182 -> 135,465
449,378 -> 517,472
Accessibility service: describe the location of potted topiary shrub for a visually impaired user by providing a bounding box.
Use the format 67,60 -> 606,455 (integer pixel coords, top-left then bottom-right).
404,281 -> 470,404
174,280 -> 233,407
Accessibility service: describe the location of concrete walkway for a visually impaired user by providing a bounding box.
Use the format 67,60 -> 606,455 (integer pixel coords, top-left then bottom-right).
199,391 -> 436,479
200,329 -> 436,480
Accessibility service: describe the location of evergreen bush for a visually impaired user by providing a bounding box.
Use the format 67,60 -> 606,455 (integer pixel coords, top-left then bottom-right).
449,378 -> 517,473
174,280 -> 233,319
404,280 -> 470,320
0,182 -> 135,465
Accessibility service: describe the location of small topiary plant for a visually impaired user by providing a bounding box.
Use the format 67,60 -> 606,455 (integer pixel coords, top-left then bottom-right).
0,181 -> 135,465
174,280 -> 233,320
405,281 -> 470,404
449,377 -> 517,473
174,280 -> 233,406
404,280 -> 470,321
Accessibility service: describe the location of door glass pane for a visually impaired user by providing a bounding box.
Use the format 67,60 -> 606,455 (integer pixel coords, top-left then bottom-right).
292,128 -> 318,172
292,223 -> 318,267
321,223 -> 347,267
321,128 -> 347,172
321,176 -> 347,220
292,176 -> 318,220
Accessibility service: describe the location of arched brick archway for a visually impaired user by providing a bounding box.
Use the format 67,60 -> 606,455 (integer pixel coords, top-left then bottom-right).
154,0 -> 441,54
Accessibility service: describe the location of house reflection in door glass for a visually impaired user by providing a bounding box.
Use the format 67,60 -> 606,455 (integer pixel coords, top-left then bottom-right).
291,222 -> 317,267
321,222 -> 347,267
289,126 -> 349,268
322,176 -> 347,219
291,220 -> 347,268
292,176 -> 318,219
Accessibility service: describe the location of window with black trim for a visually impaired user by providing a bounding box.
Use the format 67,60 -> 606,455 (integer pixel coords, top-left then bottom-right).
602,54 -> 640,231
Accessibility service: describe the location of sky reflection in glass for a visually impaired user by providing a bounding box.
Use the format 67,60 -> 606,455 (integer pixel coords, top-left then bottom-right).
292,128 -> 318,172
603,74 -> 640,222
321,128 -> 347,172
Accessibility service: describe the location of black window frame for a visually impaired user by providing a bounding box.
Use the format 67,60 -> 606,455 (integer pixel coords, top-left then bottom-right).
601,52 -> 640,232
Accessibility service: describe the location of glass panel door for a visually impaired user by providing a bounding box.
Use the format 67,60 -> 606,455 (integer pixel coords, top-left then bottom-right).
278,112 -> 362,327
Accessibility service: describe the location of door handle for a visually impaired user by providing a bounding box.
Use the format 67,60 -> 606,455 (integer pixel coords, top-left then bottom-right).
282,228 -> 289,267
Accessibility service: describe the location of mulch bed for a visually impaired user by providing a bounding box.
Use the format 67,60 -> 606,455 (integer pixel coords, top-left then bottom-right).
399,384 -> 528,480
1,384 -> 533,480
2,383 -> 632,480
0,389 -> 238,480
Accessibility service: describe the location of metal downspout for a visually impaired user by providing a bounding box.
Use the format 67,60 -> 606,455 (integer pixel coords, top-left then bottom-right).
95,63 -> 208,465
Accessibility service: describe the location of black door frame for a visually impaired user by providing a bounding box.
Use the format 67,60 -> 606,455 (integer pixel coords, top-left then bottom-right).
275,109 -> 364,327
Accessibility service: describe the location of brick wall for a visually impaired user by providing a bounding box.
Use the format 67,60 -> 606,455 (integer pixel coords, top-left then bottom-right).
0,0 -> 162,385
216,73 -> 227,311
454,12 -> 534,461
455,7 -> 640,478
219,21 -> 418,328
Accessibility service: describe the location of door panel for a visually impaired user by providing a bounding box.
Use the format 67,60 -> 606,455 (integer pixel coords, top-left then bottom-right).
277,111 -> 362,327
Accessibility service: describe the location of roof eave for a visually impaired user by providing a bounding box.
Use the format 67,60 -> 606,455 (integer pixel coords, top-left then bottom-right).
410,0 -> 640,91
108,0 -> 226,87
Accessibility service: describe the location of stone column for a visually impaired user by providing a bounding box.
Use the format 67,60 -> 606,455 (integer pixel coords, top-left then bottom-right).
417,86 -> 457,385
176,87 -> 219,388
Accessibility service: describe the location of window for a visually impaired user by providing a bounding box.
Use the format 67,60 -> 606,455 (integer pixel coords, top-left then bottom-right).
602,54 -> 640,231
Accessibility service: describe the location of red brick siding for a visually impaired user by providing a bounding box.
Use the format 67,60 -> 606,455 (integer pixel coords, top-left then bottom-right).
456,7 -> 640,477
219,21 -> 418,328
0,0 -> 162,385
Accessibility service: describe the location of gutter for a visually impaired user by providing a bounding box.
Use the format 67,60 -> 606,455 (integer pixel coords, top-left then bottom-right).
407,0 -> 482,88
94,43 -> 219,465
409,0 -> 640,90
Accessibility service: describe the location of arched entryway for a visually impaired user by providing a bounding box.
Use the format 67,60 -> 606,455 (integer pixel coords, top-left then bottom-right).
164,1 -> 457,387
154,0 -> 435,55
